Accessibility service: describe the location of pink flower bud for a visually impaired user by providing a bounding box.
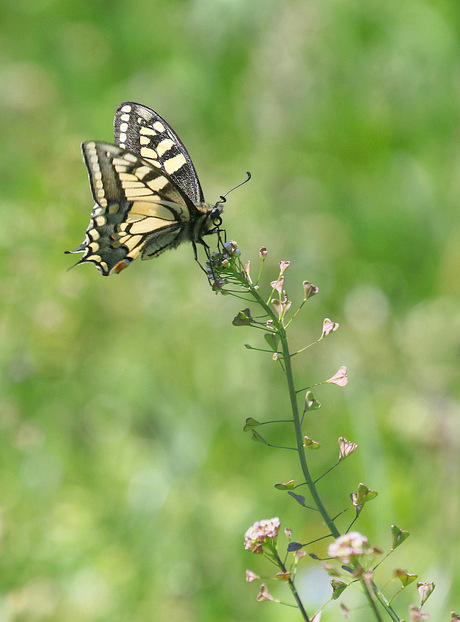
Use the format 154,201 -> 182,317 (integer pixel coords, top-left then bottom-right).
326,366 -> 348,387
256,584 -> 274,601
303,281 -> 318,300
321,318 -> 339,338
338,437 -> 357,461
245,569 -> 259,583
279,260 -> 290,274
270,276 -> 284,293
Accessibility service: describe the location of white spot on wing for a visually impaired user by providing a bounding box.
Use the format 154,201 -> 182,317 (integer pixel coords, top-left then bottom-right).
140,126 -> 156,136
126,187 -> 154,198
113,157 -> 129,166
138,108 -> 153,121
164,153 -> 187,175
141,147 -> 158,160
157,138 -> 175,156
147,177 -> 169,192
119,173 -> 138,182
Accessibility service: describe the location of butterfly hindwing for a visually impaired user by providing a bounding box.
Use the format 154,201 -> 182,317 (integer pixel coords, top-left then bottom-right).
67,141 -> 202,275
114,102 -> 204,205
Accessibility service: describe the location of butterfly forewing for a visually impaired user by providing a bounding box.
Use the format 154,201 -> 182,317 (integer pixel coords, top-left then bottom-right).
81,141 -> 192,208
114,102 -> 204,205
68,141 -> 202,275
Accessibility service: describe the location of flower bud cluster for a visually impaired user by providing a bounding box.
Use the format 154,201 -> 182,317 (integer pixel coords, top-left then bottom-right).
206,240 -> 241,290
244,517 -> 281,554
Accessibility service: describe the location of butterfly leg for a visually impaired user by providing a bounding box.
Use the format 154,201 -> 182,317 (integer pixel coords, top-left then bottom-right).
191,238 -> 212,277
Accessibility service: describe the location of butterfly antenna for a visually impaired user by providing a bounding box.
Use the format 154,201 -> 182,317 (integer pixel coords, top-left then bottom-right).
216,171 -> 251,205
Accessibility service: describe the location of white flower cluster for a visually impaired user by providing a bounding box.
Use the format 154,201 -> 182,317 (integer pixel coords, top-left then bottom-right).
244,517 -> 281,554
327,531 -> 375,563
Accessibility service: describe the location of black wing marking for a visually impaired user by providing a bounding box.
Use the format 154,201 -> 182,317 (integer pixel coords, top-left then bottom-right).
81,140 -> 193,209
67,141 -> 199,275
114,102 -> 205,205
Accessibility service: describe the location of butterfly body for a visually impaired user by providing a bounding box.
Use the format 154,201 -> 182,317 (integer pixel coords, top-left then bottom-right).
67,102 -> 223,276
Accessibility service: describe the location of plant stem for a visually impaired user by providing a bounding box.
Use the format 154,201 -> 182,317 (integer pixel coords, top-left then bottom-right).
275,553 -> 310,622
233,263 -> 401,621
280,331 -> 341,537
242,268 -> 339,536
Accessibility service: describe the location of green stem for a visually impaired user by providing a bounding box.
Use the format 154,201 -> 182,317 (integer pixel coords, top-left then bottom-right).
279,330 -> 340,537
370,582 -> 401,622
359,574 -> 385,622
275,552 -> 310,622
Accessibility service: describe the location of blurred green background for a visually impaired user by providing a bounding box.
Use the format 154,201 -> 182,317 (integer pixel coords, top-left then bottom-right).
1,0 -> 459,620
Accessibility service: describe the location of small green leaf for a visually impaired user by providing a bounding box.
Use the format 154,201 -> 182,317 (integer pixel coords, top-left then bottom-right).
303,435 -> 320,449
395,569 -> 418,586
331,580 -> 348,599
351,482 -> 378,507
275,480 -> 295,490
304,391 -> 321,412
391,525 -> 410,550
264,332 -> 279,352
243,417 -> 261,431
232,308 -> 253,326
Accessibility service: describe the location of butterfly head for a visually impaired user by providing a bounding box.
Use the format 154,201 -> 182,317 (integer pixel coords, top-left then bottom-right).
196,202 -> 224,240
209,202 -> 224,228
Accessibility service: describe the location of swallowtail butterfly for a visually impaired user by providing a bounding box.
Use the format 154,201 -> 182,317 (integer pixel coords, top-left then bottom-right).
67,102 -> 230,276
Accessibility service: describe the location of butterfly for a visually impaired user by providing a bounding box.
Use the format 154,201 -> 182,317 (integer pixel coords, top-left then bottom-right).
67,102 -> 236,276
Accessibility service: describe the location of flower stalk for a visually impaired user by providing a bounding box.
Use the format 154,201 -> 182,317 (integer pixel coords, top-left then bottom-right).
207,240 -> 421,621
